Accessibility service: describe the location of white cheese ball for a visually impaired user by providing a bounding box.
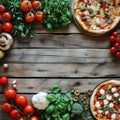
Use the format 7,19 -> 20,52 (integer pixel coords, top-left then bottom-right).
100,89 -> 105,95
32,92 -> 50,110
95,101 -> 100,108
111,113 -> 116,119
111,87 -> 117,93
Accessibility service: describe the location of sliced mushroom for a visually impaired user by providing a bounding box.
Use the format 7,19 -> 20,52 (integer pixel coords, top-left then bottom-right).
0,33 -> 13,51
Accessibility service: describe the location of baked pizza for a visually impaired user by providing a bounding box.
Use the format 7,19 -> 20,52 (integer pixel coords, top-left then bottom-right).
72,0 -> 120,35
90,80 -> 120,120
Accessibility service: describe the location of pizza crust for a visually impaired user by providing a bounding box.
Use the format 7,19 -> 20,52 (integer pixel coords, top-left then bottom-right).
90,80 -> 120,120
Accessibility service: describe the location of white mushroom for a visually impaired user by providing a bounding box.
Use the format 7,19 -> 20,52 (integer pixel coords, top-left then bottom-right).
0,33 -> 13,51
32,92 -> 50,110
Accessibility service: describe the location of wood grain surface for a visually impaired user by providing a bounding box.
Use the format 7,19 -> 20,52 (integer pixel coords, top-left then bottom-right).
0,22 -> 120,120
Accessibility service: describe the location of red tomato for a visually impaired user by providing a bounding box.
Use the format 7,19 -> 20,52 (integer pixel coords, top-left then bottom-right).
116,51 -> 120,58
114,43 -> 119,48
2,12 -> 12,22
16,95 -> 28,107
30,116 -> 39,120
112,31 -> 118,37
2,102 -> 13,113
32,1 -> 41,11
115,37 -> 120,43
4,88 -> 16,100
10,109 -> 21,119
3,22 -> 13,33
20,0 -> 32,13
0,76 -> 8,86
25,12 -> 35,23
0,23 -> 2,33
109,36 -> 115,42
110,47 -> 116,53
35,11 -> 44,22
23,105 -> 34,115
0,4 -> 6,14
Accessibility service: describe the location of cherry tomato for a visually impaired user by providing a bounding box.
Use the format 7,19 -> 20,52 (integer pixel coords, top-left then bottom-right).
16,95 -> 28,107
109,36 -> 115,42
115,37 -> 120,43
110,47 -> 116,53
30,116 -> 39,120
32,1 -> 41,11
114,43 -> 119,48
0,23 -> 2,33
0,4 -> 6,14
2,12 -> 12,22
4,88 -> 16,99
10,109 -> 21,119
35,11 -> 44,22
23,105 -> 34,115
25,12 -> 35,23
20,0 -> 32,13
112,31 -> 118,37
18,117 -> 26,120
0,76 -> 8,86
116,51 -> 120,58
3,22 -> 13,33
2,102 -> 13,113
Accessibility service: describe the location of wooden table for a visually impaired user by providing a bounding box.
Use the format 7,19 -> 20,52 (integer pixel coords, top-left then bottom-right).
0,22 -> 120,120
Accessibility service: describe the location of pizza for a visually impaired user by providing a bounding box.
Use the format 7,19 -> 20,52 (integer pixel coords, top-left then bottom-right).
90,80 -> 120,120
72,0 -> 120,35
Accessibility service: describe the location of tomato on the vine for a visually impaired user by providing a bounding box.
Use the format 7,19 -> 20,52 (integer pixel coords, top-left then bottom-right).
32,1 -> 41,11
110,47 -> 116,53
35,11 -> 44,22
0,23 -> 2,33
109,36 -> 115,42
23,105 -> 35,115
25,12 -> 35,23
112,31 -> 118,37
16,95 -> 28,107
0,76 -> 8,86
4,88 -> 16,99
30,116 -> 39,120
20,0 -> 32,13
10,109 -> 21,119
0,4 -> 6,14
3,22 -> 13,32
116,51 -> 120,58
2,12 -> 12,22
2,102 -> 13,113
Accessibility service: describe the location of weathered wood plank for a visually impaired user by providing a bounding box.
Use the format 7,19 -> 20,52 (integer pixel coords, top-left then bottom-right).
1,78 -> 119,94
3,49 -> 117,63
13,34 -> 109,49
0,63 -> 120,77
